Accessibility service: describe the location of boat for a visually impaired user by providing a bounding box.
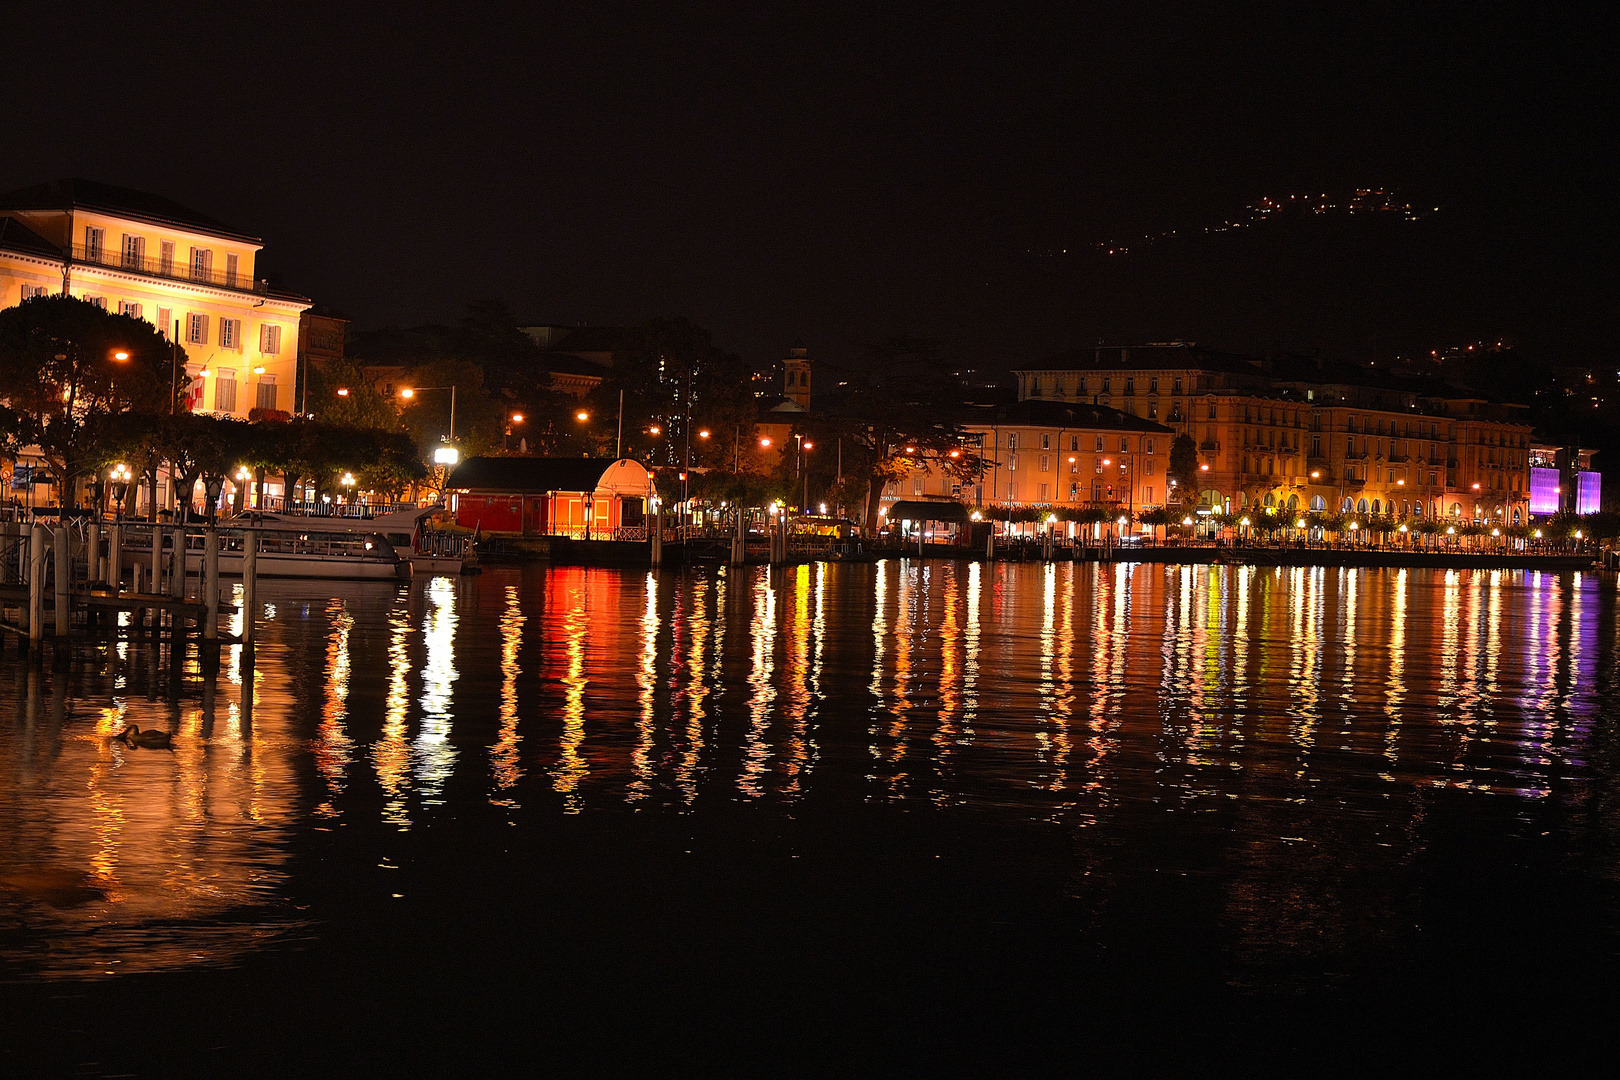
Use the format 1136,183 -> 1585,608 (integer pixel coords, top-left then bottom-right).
184,525 -> 411,581
229,505 -> 478,577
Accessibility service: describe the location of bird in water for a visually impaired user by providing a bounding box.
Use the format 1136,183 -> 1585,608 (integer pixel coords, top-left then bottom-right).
115,725 -> 174,749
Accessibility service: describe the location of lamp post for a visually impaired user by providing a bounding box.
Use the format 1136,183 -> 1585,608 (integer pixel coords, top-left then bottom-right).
110,463 -> 131,520
399,385 -> 457,440
203,474 -> 226,525
505,412 -> 525,452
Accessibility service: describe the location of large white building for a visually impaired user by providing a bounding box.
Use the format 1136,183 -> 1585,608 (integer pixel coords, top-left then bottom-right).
0,179 -> 310,418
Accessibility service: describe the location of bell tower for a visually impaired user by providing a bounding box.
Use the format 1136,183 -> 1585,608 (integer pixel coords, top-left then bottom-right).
784,347 -> 812,408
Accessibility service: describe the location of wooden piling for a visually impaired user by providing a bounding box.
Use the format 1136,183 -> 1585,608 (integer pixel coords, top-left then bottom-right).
29,524 -> 46,646
202,527 -> 219,642
108,524 -> 122,592
53,526 -> 69,638
151,520 -> 163,596
170,526 -> 186,599
985,524 -> 995,561
650,511 -> 662,567
731,511 -> 744,565
241,531 -> 257,646
87,521 -> 101,586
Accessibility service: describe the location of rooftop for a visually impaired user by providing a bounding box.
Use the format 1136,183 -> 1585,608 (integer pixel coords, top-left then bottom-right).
0,179 -> 262,243
446,456 -> 630,493
953,399 -> 1175,433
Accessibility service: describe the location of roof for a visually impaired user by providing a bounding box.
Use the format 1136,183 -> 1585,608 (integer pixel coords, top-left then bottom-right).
888,500 -> 971,522
543,351 -> 610,377
954,399 -> 1174,433
446,456 -> 624,494
0,216 -> 58,257
1024,344 -> 1263,375
0,179 -> 261,243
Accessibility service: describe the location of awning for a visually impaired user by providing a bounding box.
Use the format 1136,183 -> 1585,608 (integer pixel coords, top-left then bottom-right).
887,500 -> 971,523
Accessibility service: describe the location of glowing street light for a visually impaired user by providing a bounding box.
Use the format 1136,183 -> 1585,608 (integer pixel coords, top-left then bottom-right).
433,445 -> 460,467
399,387 -> 416,398
510,413 -> 525,424
112,350 -> 130,361
336,387 -> 350,396
698,429 -> 711,439
576,410 -> 589,422
760,437 -> 772,448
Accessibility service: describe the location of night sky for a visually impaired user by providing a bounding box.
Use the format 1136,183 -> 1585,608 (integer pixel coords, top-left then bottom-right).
3,2 -> 1615,368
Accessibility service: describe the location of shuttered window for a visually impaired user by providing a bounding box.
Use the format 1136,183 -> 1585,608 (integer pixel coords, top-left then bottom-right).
214,371 -> 237,413
187,313 -> 209,344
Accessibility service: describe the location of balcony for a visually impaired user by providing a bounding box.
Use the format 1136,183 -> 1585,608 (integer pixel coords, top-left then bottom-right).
69,245 -> 269,295
1198,440 -> 1220,451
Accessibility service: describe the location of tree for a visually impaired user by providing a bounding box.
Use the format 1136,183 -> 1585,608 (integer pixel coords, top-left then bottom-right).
0,296 -> 183,507
309,359 -> 404,432
1167,433 -> 1200,501
596,318 -> 759,468
823,338 -> 984,532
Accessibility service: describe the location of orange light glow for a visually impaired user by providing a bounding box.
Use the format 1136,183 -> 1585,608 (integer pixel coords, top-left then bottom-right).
336,387 -> 350,396
760,437 -> 772,447
576,411 -> 589,422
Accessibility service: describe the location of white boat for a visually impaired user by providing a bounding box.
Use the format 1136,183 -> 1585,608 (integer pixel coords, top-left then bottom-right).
230,506 -> 478,577
185,526 -> 411,581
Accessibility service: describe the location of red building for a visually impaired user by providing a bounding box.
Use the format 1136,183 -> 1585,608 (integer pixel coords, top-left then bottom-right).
446,457 -> 654,537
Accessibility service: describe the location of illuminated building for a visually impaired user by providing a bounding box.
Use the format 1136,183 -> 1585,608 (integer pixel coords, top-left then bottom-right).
1013,343 -> 1546,522
0,179 -> 310,420
899,400 -> 1174,511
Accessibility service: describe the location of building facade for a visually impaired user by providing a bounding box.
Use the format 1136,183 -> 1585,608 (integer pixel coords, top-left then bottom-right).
0,179 -> 310,420
899,401 -> 1175,512
1013,344 -> 1539,524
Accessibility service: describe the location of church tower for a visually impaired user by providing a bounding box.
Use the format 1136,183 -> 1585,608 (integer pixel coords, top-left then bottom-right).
784,347 -> 812,408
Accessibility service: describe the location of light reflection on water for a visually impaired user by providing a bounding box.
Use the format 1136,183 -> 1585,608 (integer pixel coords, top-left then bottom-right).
0,561 -> 1613,981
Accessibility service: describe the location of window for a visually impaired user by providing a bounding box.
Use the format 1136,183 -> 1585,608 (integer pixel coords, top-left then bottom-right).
1124,378 -> 1134,393
912,477 -> 924,495
156,307 -> 172,336
1041,433 -> 1050,450
118,301 -> 142,318
1173,377 -> 1182,394
1145,460 -> 1155,475
190,246 -> 213,281
187,313 -> 209,344
19,284 -> 48,301
260,324 -> 282,354
160,241 -> 175,275
1031,377 -> 1042,396
1101,377 -> 1111,392
1008,455 -> 1018,471
225,253 -> 239,287
256,376 -> 279,412
1076,378 -> 1086,394
1069,434 -> 1079,451
1149,377 -> 1158,392
1094,436 -> 1103,452
1039,455 -> 1050,472
1069,482 -> 1079,501
214,370 -> 237,413
1094,458 -> 1104,474
1007,482 -> 1018,501
1206,401 -> 1217,419
1144,438 -> 1155,454
1120,437 -> 1129,452
1038,483 -> 1049,500
1143,487 -> 1153,504
84,226 -> 105,261
86,295 -> 107,309
1148,402 -> 1157,419
219,318 -> 240,350
121,234 -> 145,268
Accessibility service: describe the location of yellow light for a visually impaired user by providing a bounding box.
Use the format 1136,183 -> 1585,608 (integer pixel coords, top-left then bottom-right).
1200,463 -> 1210,471
336,387 -> 349,396
1181,516 -> 1193,526
1446,526 -> 1455,535
198,367 -> 209,377
576,411 -> 589,422
1534,529 -> 1542,538
1575,529 -> 1583,539
400,387 -> 415,398
951,450 -> 962,458
1349,521 -> 1359,530
649,425 -> 661,435
510,413 -> 524,423
698,429 -> 711,439
253,366 -> 265,375
1239,516 -> 1250,526
1102,458 -> 1111,466
1397,479 -> 1405,485
803,441 -> 813,450
970,511 -> 983,521
1046,514 -> 1058,524
1296,518 -> 1306,528
1116,516 -> 1127,526
235,466 -> 251,480
904,446 -> 916,454
1311,470 -> 1320,478
760,437 -> 772,447
112,350 -> 130,361
877,507 -> 887,517
1066,455 -> 1075,463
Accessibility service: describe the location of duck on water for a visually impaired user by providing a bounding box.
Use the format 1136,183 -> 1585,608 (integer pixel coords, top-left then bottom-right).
114,726 -> 174,749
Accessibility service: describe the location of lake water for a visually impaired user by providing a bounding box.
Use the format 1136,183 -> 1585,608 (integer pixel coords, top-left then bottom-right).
3,561 -> 1618,1075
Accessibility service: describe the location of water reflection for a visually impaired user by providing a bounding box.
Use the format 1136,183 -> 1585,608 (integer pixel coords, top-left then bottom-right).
1,562 -> 1613,983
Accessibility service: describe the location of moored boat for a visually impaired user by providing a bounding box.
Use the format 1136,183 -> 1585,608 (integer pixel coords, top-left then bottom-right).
231,505 -> 478,576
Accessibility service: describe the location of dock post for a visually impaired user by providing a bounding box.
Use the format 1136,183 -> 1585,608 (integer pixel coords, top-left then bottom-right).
53,526 -> 70,639
650,511 -> 662,567
241,531 -> 257,647
87,520 -> 101,586
731,511 -> 744,565
170,526 -> 186,600
985,524 -> 994,561
28,525 -> 46,644
202,527 -> 219,643
108,524 -> 122,592
151,521 -> 163,596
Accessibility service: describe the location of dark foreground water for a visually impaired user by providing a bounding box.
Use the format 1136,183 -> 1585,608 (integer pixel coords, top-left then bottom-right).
2,561 -> 1619,1075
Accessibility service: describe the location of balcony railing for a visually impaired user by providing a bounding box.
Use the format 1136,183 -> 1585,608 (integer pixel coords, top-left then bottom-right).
68,245 -> 268,295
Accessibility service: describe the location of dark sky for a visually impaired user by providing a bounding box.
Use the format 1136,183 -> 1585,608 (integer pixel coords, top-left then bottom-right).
3,1 -> 1615,368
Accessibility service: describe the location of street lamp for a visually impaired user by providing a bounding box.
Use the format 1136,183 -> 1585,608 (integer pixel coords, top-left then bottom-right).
109,463 -> 132,519
399,385 -> 459,440
203,474 -> 226,524
235,465 -> 253,511
336,387 -> 350,397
